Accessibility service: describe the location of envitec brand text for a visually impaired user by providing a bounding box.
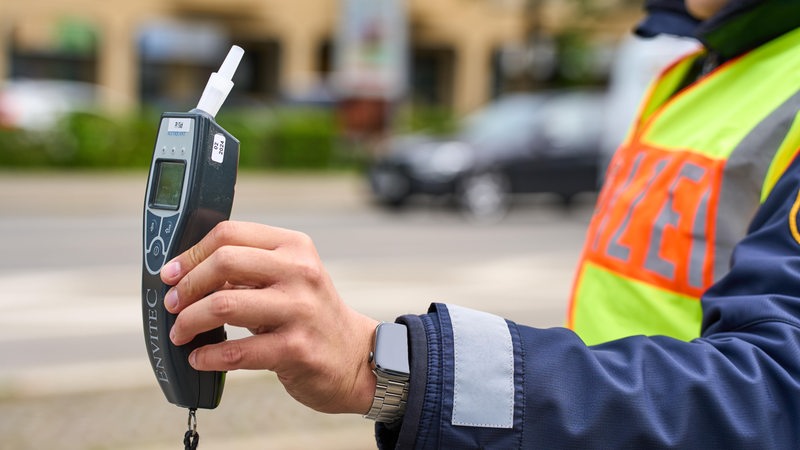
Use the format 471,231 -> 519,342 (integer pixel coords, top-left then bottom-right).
145,288 -> 169,382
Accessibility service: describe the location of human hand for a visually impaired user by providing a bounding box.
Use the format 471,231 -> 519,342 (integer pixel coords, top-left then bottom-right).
160,221 -> 379,415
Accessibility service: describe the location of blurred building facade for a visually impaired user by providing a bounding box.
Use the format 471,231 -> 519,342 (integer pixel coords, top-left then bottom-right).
0,0 -> 640,114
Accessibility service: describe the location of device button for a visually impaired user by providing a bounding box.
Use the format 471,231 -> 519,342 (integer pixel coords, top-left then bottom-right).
146,238 -> 167,273
160,214 -> 179,250
146,211 -> 161,246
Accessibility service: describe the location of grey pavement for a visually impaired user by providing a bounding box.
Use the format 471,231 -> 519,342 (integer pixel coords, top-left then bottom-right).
0,171 -> 594,449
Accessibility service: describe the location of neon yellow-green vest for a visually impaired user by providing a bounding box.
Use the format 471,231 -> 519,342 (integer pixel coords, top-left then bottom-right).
568,27 -> 800,345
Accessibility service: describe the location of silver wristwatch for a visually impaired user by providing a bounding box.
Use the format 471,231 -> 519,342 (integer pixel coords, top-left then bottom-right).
364,322 -> 410,423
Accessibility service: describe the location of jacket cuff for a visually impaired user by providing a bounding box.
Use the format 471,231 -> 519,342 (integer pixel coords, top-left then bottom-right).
374,308 -> 437,449
376,303 -> 524,449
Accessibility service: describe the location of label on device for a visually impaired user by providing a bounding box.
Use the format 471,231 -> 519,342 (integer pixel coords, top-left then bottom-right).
212,133 -> 226,163
168,118 -> 192,133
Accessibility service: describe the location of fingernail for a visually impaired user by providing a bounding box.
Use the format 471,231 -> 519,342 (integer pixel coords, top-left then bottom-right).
189,351 -> 197,368
162,260 -> 181,279
169,327 -> 177,344
165,289 -> 178,311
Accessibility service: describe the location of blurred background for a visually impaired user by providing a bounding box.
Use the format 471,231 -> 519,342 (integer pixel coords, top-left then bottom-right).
0,0 -> 668,173
0,0 -> 699,448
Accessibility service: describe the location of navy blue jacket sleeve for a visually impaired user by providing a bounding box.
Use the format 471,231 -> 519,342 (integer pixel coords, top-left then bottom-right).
377,154 -> 800,449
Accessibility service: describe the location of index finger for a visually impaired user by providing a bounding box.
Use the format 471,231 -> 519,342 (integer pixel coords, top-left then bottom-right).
160,221 -> 296,285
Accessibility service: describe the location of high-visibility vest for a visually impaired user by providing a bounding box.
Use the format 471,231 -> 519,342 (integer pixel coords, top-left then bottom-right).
568,26 -> 800,345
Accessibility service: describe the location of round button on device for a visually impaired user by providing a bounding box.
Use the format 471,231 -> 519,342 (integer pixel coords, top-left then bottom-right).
146,238 -> 167,273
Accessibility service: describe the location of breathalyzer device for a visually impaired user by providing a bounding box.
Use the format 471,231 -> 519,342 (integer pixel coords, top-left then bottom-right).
141,45 -> 244,427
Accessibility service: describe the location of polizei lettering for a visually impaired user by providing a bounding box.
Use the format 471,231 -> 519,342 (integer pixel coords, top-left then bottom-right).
146,289 -> 169,383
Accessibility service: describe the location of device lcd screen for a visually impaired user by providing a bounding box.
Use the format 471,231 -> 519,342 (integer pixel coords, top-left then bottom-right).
151,161 -> 186,210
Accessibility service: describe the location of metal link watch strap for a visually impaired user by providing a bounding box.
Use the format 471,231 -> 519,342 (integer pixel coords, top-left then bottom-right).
365,376 -> 409,423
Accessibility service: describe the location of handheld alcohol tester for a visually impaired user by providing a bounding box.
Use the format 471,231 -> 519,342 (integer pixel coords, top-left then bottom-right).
142,45 -> 244,448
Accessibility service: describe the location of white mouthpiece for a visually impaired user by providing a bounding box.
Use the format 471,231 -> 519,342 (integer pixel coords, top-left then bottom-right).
196,45 -> 245,117
218,45 -> 244,80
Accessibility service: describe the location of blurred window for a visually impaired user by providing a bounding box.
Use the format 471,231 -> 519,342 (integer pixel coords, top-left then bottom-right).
10,18 -> 98,83
411,47 -> 455,106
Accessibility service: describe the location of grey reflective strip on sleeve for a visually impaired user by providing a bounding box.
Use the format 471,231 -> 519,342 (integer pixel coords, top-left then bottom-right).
446,304 -> 514,428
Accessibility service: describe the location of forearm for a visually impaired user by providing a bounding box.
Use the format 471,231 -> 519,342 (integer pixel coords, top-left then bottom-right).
381,302 -> 800,449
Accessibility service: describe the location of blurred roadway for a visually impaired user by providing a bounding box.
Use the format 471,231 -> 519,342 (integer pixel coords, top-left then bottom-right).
0,171 -> 595,449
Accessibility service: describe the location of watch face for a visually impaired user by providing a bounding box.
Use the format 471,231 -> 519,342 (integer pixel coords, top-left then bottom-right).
373,323 -> 410,376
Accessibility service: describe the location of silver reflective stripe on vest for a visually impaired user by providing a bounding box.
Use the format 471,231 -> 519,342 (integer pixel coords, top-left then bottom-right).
645,162 -> 706,282
447,304 -> 514,428
714,90 -> 800,282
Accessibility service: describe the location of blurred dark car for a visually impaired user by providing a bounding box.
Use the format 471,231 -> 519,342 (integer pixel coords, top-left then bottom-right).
368,90 -> 607,220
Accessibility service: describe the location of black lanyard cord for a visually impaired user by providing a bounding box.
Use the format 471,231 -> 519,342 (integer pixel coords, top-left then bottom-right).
183,408 -> 199,450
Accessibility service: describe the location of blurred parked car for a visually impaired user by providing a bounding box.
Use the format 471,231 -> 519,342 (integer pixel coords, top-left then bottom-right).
368,90 -> 607,220
0,79 -> 100,131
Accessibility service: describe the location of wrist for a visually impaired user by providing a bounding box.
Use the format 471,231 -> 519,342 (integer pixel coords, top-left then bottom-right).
354,316 -> 381,414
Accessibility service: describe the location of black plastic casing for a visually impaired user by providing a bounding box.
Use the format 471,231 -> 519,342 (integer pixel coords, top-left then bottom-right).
142,109 -> 239,409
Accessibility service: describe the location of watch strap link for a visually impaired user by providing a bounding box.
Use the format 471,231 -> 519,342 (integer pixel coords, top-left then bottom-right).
365,376 -> 408,423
